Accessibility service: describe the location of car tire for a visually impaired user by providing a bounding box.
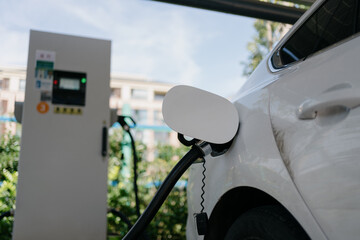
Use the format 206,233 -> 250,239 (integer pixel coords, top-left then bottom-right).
224,205 -> 310,240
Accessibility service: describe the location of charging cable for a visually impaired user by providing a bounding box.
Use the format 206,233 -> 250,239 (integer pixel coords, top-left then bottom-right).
122,141 -> 212,240
117,115 -> 141,218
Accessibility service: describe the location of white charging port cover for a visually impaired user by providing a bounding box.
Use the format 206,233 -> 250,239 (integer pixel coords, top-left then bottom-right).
162,85 -> 239,144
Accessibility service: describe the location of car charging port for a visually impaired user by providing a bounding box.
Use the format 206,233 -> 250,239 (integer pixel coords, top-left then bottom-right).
178,133 -> 235,157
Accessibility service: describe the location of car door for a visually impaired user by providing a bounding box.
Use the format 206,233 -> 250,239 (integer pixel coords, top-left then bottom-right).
268,0 -> 360,239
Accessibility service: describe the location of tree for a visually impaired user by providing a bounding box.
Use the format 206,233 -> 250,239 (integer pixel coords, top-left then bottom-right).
0,134 -> 20,181
107,131 -> 190,239
242,0 -> 313,76
0,134 -> 20,240
142,144 -> 189,239
242,19 -> 291,76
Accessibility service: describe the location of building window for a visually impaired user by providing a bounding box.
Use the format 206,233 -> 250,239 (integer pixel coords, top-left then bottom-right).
134,130 -> 145,144
154,131 -> 170,144
154,110 -> 165,125
132,109 -> 148,125
0,78 -> 10,90
131,88 -> 148,99
154,91 -> 166,101
1,100 -> 8,114
111,88 -> 121,98
19,79 -> 26,91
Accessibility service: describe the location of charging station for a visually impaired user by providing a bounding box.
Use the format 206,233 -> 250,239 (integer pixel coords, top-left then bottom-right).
12,30 -> 111,240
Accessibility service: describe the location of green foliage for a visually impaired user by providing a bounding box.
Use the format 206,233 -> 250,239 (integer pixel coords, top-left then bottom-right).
242,0 -> 311,76
0,134 -> 20,181
148,189 -> 187,240
0,134 -> 19,240
107,129 -> 148,237
142,144 -> 189,240
242,0 -> 313,76
243,20 -> 289,76
107,131 -> 190,239
0,131 -> 190,239
0,170 -> 17,239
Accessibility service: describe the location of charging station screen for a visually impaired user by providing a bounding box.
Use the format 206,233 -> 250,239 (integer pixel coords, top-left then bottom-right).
59,78 -> 80,91
52,70 -> 86,106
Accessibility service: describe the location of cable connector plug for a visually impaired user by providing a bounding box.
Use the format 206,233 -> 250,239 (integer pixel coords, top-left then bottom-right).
117,115 -> 136,132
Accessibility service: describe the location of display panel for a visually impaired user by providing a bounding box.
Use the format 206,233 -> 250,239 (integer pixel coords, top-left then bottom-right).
52,70 -> 86,106
59,78 -> 80,90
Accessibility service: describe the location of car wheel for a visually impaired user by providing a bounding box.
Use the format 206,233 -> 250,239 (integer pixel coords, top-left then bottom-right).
224,205 -> 310,240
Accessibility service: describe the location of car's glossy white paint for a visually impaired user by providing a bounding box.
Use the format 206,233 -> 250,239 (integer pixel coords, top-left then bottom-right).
268,31 -> 360,240
186,87 -> 327,240
185,0 -> 360,239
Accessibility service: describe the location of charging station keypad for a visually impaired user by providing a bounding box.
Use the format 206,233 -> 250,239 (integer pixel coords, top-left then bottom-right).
54,106 -> 83,115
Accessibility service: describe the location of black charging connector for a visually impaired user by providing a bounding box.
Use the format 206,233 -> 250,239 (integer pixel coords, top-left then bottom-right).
178,133 -> 234,157
195,212 -> 209,235
117,115 -> 136,132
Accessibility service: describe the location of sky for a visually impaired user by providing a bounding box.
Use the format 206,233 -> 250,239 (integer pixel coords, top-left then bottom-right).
0,0 -> 256,97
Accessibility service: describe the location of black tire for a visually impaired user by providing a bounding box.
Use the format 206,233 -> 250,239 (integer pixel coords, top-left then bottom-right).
224,205 -> 310,240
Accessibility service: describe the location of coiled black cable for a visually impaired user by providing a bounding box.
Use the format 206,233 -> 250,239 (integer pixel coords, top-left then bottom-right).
200,159 -> 206,213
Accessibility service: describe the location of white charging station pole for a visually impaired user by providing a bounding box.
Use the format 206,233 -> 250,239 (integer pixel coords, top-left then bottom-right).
13,30 -> 111,240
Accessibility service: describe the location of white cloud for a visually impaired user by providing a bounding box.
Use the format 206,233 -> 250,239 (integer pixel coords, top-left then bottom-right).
107,2 -> 203,85
0,26 -> 29,66
0,0 -> 203,86
0,0 -> 254,96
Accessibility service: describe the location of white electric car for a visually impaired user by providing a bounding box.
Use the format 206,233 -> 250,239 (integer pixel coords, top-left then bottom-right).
184,0 -> 360,239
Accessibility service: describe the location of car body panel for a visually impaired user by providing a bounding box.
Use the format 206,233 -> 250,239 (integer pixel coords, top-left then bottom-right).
268,34 -> 360,240
186,86 -> 326,240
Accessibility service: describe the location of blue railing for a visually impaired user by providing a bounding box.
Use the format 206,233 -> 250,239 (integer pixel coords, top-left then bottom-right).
0,116 -> 173,132
0,116 -> 16,122
111,122 -> 172,132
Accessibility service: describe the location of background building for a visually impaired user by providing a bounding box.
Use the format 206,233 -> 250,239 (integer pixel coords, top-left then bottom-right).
0,66 -> 26,135
0,66 -> 178,160
109,73 -> 179,161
